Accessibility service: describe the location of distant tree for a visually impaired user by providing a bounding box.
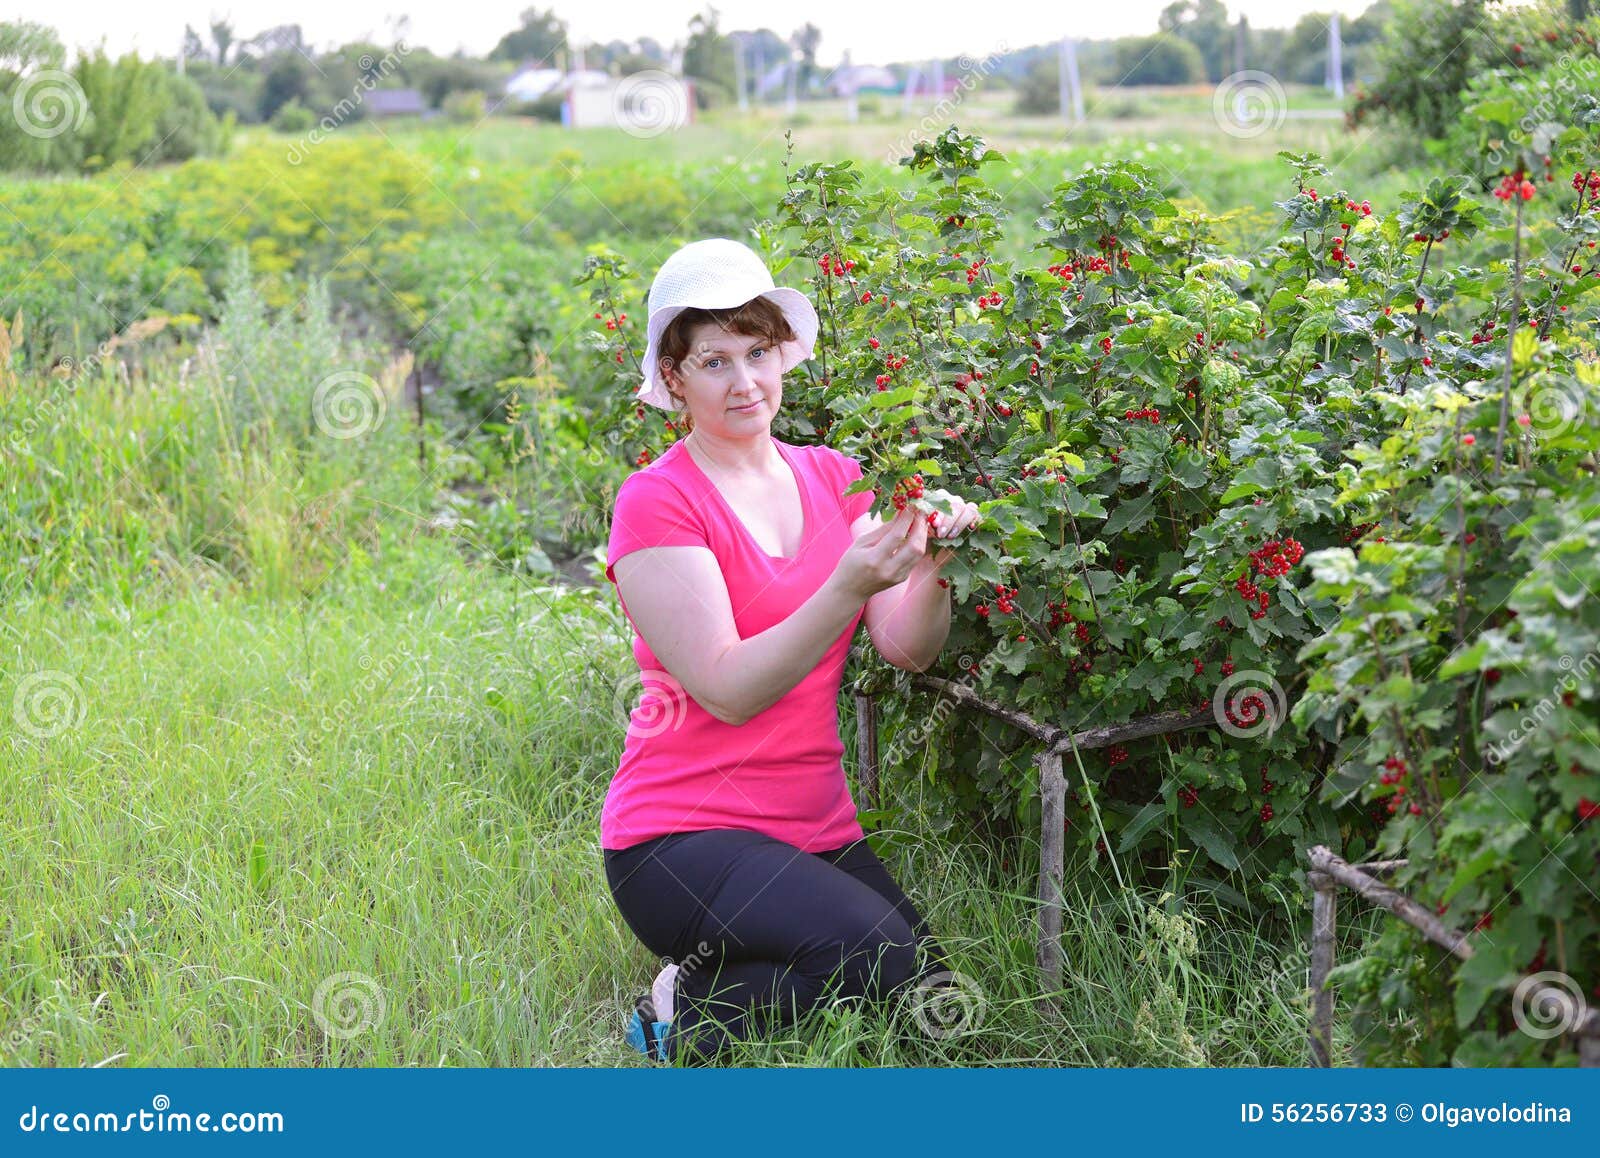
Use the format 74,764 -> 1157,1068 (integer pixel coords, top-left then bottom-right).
1110,34 -> 1205,85
259,53 -> 312,121
683,8 -> 736,107
182,25 -> 208,62
1348,0 -> 1486,136
148,69 -> 227,162
1159,0 -> 1232,82
791,22 -> 821,91
489,7 -> 568,67
210,19 -> 236,66
1013,54 -> 1059,115
0,21 -> 70,171
181,58 -> 263,123
241,24 -> 308,62
69,48 -> 170,170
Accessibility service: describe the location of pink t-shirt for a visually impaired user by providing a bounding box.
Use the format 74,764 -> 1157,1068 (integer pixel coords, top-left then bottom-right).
601,436 -> 877,853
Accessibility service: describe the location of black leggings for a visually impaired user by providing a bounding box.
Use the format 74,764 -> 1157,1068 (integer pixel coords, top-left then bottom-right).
603,827 -> 949,1065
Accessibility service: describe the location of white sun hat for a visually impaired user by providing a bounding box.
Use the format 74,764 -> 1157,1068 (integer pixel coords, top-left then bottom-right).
637,237 -> 820,411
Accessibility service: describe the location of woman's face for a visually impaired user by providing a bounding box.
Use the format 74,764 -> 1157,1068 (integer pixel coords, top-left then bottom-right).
663,321 -> 783,434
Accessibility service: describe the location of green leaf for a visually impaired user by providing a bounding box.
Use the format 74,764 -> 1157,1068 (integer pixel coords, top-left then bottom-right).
1183,810 -> 1240,872
1104,492 -> 1159,536
1116,799 -> 1169,853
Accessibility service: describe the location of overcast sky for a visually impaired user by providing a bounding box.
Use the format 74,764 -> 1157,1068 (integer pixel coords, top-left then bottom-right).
14,0 -> 1395,64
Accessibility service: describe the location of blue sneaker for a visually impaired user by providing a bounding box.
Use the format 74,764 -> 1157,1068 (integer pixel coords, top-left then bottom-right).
625,992 -> 671,1062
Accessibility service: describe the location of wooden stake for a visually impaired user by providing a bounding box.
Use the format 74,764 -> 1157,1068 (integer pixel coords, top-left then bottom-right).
1308,846 -> 1472,960
1036,749 -> 1066,1008
1308,869 -> 1336,1067
853,690 -> 880,814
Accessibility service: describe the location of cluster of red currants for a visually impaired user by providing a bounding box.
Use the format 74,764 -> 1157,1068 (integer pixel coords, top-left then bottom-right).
1379,756 -> 1422,816
816,253 -> 856,277
1249,536 -> 1305,579
1107,744 -> 1129,767
1222,692 -> 1269,730
1122,406 -> 1161,423
890,474 -> 925,512
1492,169 -> 1537,201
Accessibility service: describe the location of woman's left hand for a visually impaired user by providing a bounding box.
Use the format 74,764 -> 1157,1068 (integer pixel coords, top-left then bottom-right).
918,488 -> 981,572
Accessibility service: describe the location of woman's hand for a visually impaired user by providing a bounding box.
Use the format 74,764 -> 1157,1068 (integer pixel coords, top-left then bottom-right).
832,489 -> 982,602
920,488 -> 982,572
831,505 -> 935,602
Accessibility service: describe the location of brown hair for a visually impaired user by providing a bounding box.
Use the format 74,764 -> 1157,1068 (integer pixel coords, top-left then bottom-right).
656,296 -> 796,435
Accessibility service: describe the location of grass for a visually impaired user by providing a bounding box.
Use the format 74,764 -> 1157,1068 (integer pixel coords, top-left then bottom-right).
1,568 -> 1381,1067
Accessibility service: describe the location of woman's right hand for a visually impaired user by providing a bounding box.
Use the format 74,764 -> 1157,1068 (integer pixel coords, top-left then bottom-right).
831,505 -> 930,603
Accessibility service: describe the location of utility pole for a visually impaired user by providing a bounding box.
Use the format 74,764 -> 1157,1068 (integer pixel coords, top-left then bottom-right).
1327,13 -> 1344,99
1061,37 -> 1084,124
733,34 -> 748,111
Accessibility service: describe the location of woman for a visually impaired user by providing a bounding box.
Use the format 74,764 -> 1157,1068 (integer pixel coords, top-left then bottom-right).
601,237 -> 981,1065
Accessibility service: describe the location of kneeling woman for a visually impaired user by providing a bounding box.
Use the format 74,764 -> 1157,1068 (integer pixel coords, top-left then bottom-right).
601,237 -> 980,1065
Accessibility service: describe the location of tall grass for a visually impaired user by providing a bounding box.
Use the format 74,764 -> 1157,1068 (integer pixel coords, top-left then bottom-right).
2,569 -> 1380,1066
